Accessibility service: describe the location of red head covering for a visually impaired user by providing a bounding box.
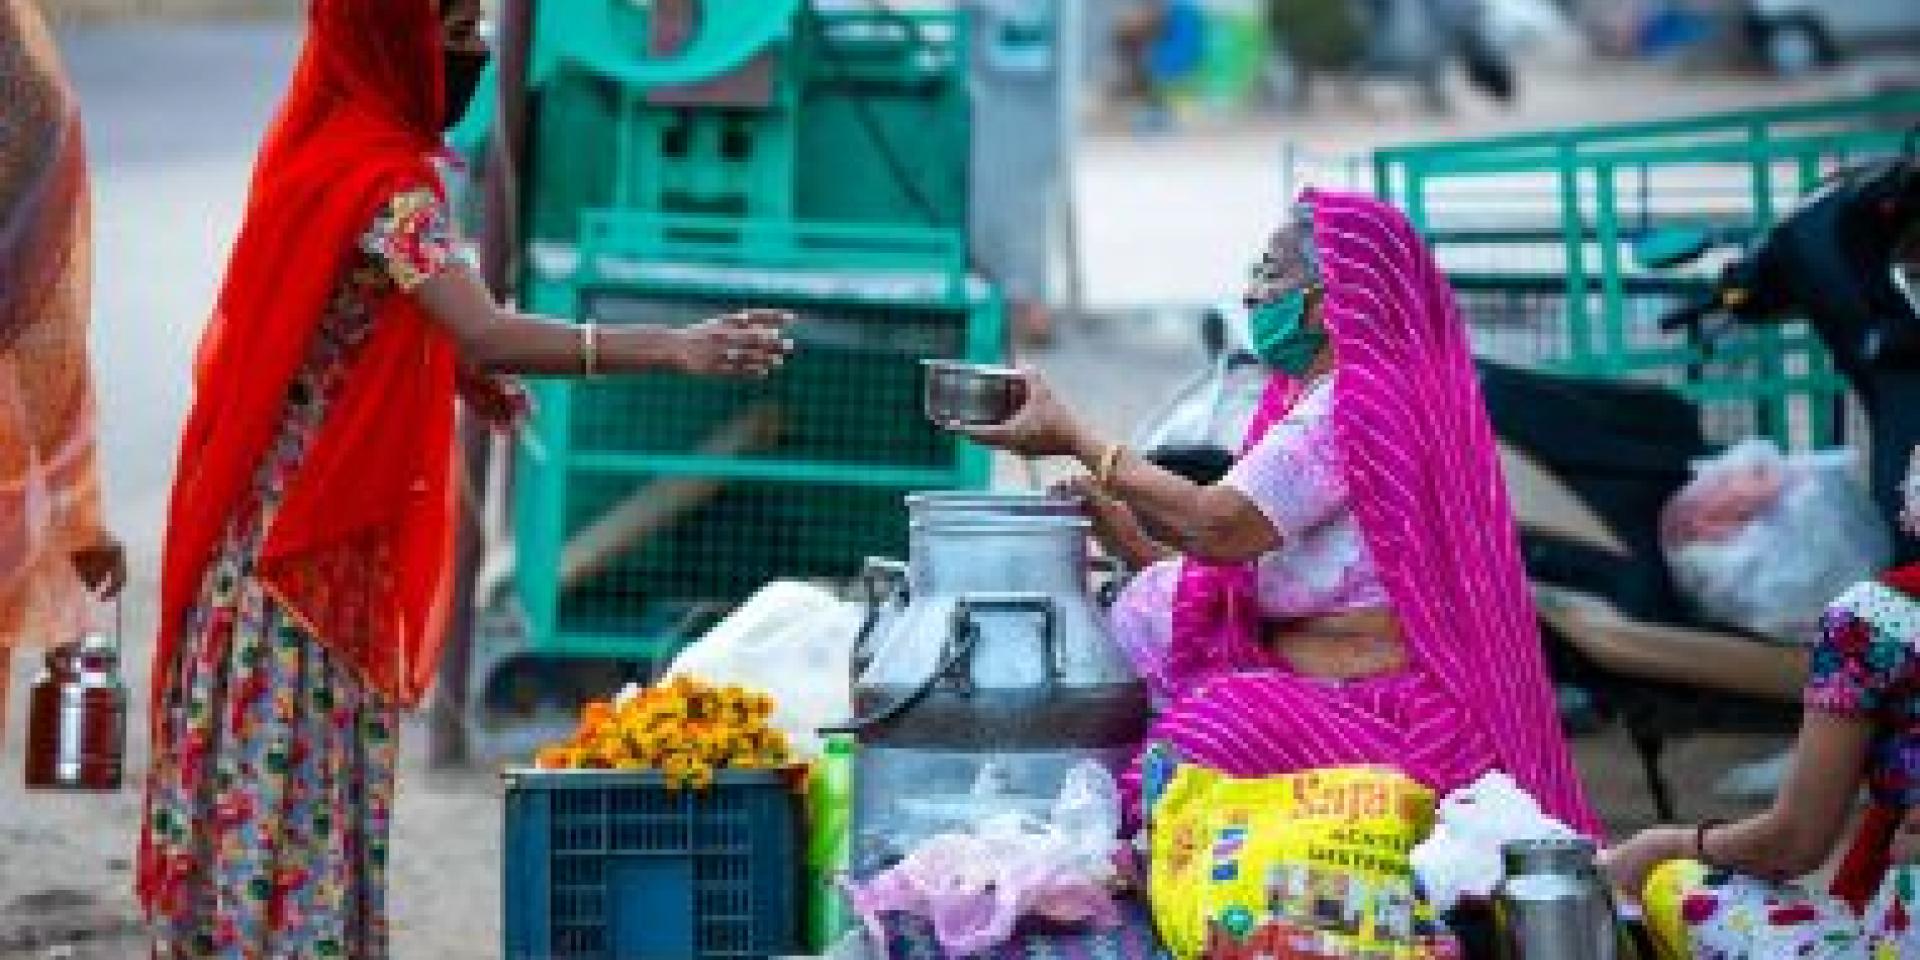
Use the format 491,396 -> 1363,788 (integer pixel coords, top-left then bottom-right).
152,0 -> 457,742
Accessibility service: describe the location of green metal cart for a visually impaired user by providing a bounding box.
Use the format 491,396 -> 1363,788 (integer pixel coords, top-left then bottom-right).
1372,91 -> 1920,449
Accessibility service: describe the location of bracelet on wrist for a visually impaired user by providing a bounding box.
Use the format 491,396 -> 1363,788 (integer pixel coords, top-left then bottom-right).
1096,444 -> 1127,491
579,322 -> 601,377
1694,819 -> 1729,865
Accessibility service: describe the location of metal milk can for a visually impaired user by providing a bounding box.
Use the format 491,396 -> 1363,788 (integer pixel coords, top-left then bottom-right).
849,492 -> 1101,682
844,491 -> 1144,869
24,618 -> 129,791
1496,838 -> 1636,960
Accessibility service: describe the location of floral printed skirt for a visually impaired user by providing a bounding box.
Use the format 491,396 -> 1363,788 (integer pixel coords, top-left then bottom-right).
141,550 -> 398,959
1645,860 -> 1920,959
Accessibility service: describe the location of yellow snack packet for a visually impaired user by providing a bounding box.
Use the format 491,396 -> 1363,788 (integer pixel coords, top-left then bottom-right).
1150,765 -> 1438,959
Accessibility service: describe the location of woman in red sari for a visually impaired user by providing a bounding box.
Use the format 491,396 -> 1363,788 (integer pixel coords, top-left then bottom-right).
137,1 -> 790,954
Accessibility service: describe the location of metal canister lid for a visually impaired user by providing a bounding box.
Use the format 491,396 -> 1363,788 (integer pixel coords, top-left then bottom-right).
1501,836 -> 1598,876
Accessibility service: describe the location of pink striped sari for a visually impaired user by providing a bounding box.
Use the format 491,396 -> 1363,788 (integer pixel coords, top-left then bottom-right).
1133,191 -> 1601,837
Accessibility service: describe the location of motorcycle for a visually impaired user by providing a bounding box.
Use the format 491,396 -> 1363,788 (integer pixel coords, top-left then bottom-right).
1136,151 -> 1920,818
1646,151 -> 1920,559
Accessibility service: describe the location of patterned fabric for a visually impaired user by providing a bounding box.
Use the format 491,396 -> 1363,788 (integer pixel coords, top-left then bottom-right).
141,189 -> 453,959
1,0 -> 106,668
1136,666 -> 1497,811
1648,859 -> 1920,959
1805,582 -> 1920,807
358,188 -> 457,291
1109,377 -> 1389,705
1127,192 -> 1597,837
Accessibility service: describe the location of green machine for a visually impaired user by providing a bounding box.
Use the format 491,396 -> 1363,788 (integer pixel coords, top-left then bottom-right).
455,0 -> 1001,669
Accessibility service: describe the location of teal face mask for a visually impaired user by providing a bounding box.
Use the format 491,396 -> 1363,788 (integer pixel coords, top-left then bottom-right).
1248,287 -> 1326,376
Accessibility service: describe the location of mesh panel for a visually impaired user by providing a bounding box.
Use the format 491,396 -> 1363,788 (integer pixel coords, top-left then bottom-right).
509,774 -> 800,959
575,291 -> 964,466
556,473 -> 907,637
528,290 -> 975,647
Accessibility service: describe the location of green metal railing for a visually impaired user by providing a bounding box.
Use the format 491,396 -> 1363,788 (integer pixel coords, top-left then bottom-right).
1372,91 -> 1920,448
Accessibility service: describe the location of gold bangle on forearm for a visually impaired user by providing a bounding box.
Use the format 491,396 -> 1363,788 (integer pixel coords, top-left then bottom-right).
580,322 -> 600,377
1097,443 -> 1126,491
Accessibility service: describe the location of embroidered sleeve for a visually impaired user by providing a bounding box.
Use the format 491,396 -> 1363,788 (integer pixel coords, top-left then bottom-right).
358,187 -> 458,292
1219,383 -> 1347,540
1805,605 -> 1906,716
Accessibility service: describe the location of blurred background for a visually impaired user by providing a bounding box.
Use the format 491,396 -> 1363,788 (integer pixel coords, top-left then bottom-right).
2,0 -> 1917,956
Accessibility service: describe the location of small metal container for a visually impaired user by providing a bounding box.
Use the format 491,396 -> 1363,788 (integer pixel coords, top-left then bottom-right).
1496,837 -> 1634,960
24,630 -> 128,791
922,360 -> 1028,426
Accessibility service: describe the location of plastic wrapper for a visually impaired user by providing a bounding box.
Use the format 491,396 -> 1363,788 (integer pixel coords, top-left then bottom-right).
846,763 -> 1126,959
1410,772 -> 1577,915
1147,762 -> 1457,959
1661,439 -> 1891,644
651,580 -> 863,760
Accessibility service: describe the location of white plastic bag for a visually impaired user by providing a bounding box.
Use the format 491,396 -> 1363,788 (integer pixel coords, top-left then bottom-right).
1410,772 -> 1576,914
655,581 -> 863,760
1662,439 -> 1891,644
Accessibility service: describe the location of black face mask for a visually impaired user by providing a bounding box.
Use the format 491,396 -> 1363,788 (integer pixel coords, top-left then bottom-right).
442,49 -> 490,131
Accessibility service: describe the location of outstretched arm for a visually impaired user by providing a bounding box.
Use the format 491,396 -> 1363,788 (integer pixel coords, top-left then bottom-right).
1602,710 -> 1871,897
413,264 -> 792,379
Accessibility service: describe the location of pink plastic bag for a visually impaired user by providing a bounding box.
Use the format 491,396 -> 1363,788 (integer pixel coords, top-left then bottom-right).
847,763 -> 1125,958
1660,439 -> 1890,643
1658,441 -> 1787,547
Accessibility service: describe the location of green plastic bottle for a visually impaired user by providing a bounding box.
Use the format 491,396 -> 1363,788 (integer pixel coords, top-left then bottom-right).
806,734 -> 856,952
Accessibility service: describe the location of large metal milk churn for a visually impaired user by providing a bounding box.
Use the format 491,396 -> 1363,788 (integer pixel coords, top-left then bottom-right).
843,491 -> 1146,869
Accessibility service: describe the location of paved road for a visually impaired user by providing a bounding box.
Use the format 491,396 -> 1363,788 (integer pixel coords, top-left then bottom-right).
65,20 -> 299,561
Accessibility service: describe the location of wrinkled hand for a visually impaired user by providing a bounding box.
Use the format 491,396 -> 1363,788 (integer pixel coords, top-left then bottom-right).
1597,827 -> 1689,904
676,309 -> 795,378
1055,474 -> 1134,534
458,369 -> 532,431
1054,475 -> 1154,565
952,371 -> 1090,458
70,535 -> 128,600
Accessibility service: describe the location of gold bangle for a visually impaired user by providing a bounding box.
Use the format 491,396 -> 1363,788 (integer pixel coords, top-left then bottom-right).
580,322 -> 600,377
1097,444 -> 1126,491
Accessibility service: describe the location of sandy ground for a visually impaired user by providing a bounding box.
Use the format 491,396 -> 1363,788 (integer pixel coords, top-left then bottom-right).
3,19 -> 1911,958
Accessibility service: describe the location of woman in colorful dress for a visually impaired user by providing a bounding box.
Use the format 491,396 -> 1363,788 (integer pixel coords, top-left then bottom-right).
136,0 -> 791,955
1602,449 -> 1920,958
1,0 -> 129,738
954,189 -> 1598,834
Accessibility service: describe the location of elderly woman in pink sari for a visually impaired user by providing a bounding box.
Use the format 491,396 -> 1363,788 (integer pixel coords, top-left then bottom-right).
958,190 -> 1599,832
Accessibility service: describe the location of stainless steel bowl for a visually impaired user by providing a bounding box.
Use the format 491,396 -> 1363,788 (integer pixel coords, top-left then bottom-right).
923,360 -> 1028,426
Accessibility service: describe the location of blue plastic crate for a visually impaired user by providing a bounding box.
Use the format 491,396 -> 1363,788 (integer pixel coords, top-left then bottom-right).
504,769 -> 803,959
